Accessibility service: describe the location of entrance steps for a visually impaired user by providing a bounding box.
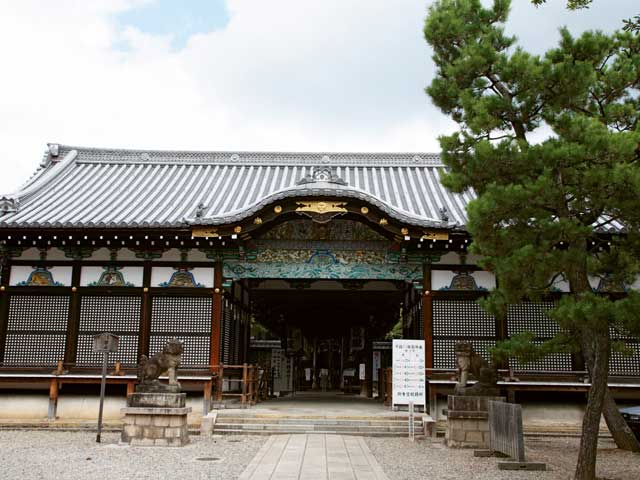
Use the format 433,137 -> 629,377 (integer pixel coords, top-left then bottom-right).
211,412 -> 426,437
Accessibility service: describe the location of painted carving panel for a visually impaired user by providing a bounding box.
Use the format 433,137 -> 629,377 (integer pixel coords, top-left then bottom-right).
151,267 -> 214,288
10,266 -> 72,286
80,266 -> 144,287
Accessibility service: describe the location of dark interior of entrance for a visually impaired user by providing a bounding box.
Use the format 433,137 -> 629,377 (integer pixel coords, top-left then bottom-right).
249,279 -> 404,396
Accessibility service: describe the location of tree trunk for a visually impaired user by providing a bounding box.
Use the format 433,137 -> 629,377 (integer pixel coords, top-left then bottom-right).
574,329 -> 610,480
602,389 -> 640,452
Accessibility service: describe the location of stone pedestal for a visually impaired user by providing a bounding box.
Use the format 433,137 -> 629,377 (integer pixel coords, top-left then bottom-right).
121,392 -> 191,447
446,395 -> 504,449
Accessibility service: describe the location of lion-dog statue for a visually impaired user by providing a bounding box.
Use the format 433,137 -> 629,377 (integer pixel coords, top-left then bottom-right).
137,338 -> 183,393
453,341 -> 498,396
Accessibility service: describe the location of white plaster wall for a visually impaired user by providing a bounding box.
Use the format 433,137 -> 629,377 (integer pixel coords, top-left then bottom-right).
0,394 -> 204,423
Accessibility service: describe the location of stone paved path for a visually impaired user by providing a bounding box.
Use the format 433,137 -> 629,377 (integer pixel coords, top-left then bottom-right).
238,434 -> 389,480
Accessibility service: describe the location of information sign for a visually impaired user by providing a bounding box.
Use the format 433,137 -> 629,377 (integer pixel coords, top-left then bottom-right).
392,339 -> 426,409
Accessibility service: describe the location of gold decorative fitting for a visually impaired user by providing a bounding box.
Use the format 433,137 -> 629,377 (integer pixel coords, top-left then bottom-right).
253,217 -> 263,225
214,287 -> 221,294
401,228 -> 409,235
424,290 -> 431,296
360,206 -> 369,215
422,230 -> 449,241
379,218 -> 388,226
71,286 -> 77,292
234,226 -> 242,234
295,201 -> 348,214
0,286 -> 5,291
274,205 -> 282,214
143,287 -> 149,293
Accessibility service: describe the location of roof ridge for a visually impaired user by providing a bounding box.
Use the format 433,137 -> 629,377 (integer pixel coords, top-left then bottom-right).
58,143 -> 442,157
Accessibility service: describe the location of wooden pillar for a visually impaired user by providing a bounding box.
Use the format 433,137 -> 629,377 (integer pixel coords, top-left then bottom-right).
0,259 -> 9,363
138,262 -> 152,360
209,262 -> 223,372
63,261 -> 82,367
422,262 -> 434,370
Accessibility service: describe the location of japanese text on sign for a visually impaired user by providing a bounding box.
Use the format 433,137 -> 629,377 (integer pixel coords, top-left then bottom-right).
392,339 -> 426,407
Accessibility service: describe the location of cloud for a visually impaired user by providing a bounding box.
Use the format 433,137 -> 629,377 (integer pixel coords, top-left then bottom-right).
0,0 -> 635,193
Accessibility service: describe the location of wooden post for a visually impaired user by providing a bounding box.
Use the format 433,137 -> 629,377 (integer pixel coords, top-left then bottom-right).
216,364 -> 224,402
126,381 -> 135,397
210,262 -> 223,372
0,279 -> 9,364
138,262 -> 152,360
63,261 -> 82,367
203,379 -> 212,414
242,363 -> 248,406
48,378 -> 59,420
422,262 -> 434,370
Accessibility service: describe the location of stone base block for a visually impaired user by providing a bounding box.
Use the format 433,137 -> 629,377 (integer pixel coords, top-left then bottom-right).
121,406 -> 191,447
446,395 -> 505,449
127,392 -> 186,408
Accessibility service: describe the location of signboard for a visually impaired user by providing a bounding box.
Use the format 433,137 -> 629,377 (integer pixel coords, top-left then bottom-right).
372,351 -> 381,379
359,363 -> 366,381
392,339 -> 426,408
92,333 -> 119,353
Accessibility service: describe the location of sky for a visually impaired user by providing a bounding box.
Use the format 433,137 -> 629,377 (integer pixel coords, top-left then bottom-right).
0,0 -> 636,193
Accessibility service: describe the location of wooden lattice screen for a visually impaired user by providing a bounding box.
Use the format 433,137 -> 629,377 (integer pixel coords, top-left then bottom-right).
4,295 -> 70,366
610,327 -> 640,376
506,302 -> 573,371
76,295 -> 141,367
221,299 -> 232,364
149,296 -> 212,368
432,299 -> 496,369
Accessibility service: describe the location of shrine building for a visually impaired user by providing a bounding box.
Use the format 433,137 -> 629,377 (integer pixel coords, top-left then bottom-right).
0,144 -> 638,417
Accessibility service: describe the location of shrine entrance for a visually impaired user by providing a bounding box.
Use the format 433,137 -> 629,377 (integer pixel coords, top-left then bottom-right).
249,278 -> 404,398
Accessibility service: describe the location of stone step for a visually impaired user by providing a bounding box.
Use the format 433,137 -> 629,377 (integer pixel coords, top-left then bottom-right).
214,417 -> 417,426
214,428 -> 424,437
214,423 -> 420,433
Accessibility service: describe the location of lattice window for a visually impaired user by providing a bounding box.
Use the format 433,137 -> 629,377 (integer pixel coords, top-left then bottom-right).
4,295 -> 70,365
433,300 -> 496,337
507,302 -> 559,337
150,297 -> 212,367
77,296 -> 141,366
506,302 -> 572,371
432,300 -> 496,369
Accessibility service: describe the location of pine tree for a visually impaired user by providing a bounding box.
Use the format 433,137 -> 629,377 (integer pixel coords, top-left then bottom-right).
424,1 -> 640,479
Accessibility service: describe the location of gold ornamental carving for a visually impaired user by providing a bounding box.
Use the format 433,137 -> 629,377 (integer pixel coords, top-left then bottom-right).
295,201 -> 348,224
360,206 -> 369,215
274,205 -> 282,214
192,227 -> 219,238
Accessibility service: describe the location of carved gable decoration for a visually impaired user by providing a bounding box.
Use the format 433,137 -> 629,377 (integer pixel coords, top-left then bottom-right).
297,166 -> 347,186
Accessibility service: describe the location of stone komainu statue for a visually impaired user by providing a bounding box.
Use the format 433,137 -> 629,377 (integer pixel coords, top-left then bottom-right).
454,341 -> 498,396
137,338 -> 183,392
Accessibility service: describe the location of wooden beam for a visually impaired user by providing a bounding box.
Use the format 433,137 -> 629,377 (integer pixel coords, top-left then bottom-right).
138,262 -> 152,360
423,262 -> 434,370
209,261 -> 223,371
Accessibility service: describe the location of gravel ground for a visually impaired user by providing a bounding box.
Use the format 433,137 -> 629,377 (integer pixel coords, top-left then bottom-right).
366,436 -> 640,480
0,431 -> 264,480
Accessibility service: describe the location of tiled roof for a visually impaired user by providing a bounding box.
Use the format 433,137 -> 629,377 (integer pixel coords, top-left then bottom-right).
0,144 -> 468,230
